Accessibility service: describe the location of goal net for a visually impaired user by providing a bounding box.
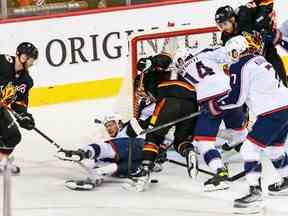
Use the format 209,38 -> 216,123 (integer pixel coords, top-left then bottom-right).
116,26 -> 220,121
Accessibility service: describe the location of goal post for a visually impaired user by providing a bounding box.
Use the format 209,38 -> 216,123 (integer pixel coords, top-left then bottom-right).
116,26 -> 220,121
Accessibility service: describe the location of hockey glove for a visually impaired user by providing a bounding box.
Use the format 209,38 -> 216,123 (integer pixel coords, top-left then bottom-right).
137,57 -> 153,72
57,149 -> 91,162
16,112 -> 35,130
206,100 -> 223,118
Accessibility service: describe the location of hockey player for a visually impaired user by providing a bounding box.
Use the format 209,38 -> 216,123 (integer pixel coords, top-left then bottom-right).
127,53 -> 199,191
215,2 -> 287,86
59,137 -> 144,190
0,42 -> 38,174
208,35 -> 288,211
279,19 -> 288,52
173,47 -> 248,191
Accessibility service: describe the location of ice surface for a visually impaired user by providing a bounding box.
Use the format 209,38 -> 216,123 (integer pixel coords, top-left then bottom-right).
1,98 -> 288,216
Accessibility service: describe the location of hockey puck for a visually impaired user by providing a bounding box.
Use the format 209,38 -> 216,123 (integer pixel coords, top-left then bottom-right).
150,179 -> 158,183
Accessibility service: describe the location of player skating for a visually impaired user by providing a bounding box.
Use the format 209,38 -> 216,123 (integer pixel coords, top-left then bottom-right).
208,35 -> 288,212
0,42 -> 38,174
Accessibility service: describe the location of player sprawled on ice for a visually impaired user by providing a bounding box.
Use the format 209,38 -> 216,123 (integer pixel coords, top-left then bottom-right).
58,111 -> 164,190
0,42 -> 38,174
215,0 -> 287,86
60,136 -> 144,190
207,35 -> 288,212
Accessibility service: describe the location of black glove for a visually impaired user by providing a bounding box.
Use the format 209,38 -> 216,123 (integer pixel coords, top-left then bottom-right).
205,100 -> 223,119
17,112 -> 35,130
57,148 -> 90,161
137,57 -> 153,72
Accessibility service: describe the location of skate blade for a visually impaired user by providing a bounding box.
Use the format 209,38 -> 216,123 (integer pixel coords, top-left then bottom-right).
268,189 -> 288,196
204,182 -> 230,192
233,204 -> 264,215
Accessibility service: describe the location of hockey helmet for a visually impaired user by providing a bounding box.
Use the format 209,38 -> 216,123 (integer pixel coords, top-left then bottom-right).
151,52 -> 173,71
215,5 -> 235,24
225,35 -> 249,61
16,42 -> 39,60
103,113 -> 123,126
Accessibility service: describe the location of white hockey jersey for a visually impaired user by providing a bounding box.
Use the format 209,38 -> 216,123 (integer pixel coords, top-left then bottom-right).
219,54 -> 288,116
177,47 -> 231,102
280,19 -> 288,39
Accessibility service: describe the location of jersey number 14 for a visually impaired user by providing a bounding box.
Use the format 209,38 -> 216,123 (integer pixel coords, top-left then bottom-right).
184,61 -> 215,84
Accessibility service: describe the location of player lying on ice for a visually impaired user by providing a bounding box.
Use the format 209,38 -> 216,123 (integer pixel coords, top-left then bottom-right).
57,112 -> 166,190
208,35 -> 288,213
59,136 -> 145,191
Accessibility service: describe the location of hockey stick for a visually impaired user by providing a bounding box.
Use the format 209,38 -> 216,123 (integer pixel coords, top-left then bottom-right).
0,102 -> 64,150
167,158 -> 247,182
167,159 -> 215,176
140,111 -> 202,135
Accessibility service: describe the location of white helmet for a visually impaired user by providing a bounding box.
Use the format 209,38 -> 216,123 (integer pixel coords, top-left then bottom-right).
103,113 -> 122,126
225,35 -> 249,61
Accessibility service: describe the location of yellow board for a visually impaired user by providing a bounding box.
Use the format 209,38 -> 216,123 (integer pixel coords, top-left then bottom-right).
29,77 -> 123,107
283,56 -> 288,74
28,55 -> 288,107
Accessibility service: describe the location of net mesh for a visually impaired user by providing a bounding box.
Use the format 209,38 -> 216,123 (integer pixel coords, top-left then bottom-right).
116,26 -> 220,120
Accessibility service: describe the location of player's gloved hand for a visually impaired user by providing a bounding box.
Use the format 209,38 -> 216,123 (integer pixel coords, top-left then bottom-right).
206,100 -> 223,118
57,148 -> 90,162
137,57 -> 153,72
17,112 -> 35,130
262,29 -> 283,46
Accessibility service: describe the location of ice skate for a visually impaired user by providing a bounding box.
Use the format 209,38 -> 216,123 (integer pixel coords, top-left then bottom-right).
204,167 -> 229,192
234,185 -> 264,214
122,162 -> 151,192
0,158 -> 20,175
268,177 -> 288,196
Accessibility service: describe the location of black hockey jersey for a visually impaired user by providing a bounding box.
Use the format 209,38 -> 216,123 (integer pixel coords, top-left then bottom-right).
221,3 -> 274,45
0,54 -> 33,113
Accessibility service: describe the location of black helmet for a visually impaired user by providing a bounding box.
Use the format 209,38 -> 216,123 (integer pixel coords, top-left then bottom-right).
16,42 -> 39,60
215,5 -> 235,24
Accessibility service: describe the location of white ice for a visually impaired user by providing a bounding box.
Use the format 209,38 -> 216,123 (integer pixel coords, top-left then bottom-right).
1,97 -> 288,216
